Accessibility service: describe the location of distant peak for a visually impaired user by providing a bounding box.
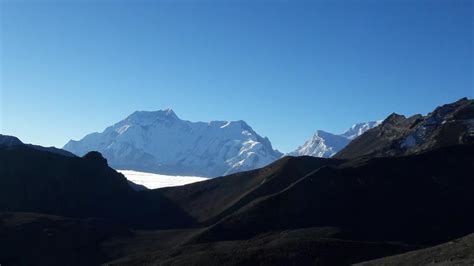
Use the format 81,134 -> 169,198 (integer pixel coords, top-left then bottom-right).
164,108 -> 176,116
153,108 -> 178,118
126,109 -> 179,124
236,120 -> 250,127
315,130 -> 332,136
151,108 -> 178,118
313,130 -> 348,142
339,121 -> 381,140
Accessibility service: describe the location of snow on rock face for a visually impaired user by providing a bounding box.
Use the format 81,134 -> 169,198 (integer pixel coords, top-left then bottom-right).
63,109 -> 282,177
288,131 -> 350,158
289,121 -> 381,158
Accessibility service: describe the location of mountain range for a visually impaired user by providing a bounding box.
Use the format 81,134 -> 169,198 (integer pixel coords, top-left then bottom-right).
1,98 -> 473,265
63,109 -> 381,177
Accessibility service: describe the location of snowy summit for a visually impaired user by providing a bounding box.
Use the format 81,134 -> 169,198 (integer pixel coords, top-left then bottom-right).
63,109 -> 282,177
289,121 -> 381,158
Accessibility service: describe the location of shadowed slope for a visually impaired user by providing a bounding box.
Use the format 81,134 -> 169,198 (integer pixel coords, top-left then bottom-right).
0,212 -> 131,266
194,144 -> 474,245
110,227 -> 414,266
159,156 -> 344,224
357,233 -> 474,265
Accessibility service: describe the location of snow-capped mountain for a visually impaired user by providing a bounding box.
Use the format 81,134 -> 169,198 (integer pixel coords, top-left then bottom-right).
289,121 -> 381,158
288,131 -> 350,158
340,121 -> 382,140
63,109 -> 282,177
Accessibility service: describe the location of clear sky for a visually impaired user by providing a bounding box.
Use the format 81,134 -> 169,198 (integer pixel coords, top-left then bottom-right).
1,0 -> 473,153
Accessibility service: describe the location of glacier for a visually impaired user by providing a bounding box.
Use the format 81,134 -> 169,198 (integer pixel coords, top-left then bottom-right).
118,170 -> 208,189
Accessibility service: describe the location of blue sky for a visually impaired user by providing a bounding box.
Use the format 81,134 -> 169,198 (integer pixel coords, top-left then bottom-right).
1,0 -> 473,153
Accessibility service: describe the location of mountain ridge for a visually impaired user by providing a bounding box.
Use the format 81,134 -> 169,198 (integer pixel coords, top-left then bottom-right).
289,121 -> 381,158
0,134 -> 76,157
335,97 -> 474,159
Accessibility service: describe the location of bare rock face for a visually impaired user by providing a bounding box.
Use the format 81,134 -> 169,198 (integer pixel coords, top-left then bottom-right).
335,98 -> 474,159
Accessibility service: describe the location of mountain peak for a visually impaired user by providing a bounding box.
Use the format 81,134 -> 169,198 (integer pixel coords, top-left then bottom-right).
382,113 -> 406,125
290,121 -> 381,158
314,130 -> 334,138
164,108 -> 176,116
64,112 -> 282,177
126,109 -> 180,125
341,121 -> 381,140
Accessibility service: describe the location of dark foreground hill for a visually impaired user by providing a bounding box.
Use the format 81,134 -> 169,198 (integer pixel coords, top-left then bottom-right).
0,144 -> 193,229
106,144 -> 474,265
0,141 -> 341,228
0,212 -> 131,266
2,143 -> 473,265
0,212 -> 415,266
192,144 -> 474,246
357,233 -> 474,265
